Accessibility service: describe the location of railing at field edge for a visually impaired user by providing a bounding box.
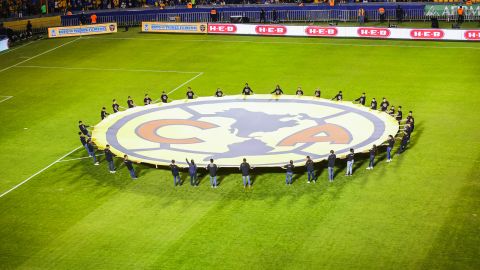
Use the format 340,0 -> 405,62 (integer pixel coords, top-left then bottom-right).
62,9 -> 480,27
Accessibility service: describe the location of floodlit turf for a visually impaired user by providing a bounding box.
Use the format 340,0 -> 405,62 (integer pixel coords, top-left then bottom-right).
0,27 -> 479,269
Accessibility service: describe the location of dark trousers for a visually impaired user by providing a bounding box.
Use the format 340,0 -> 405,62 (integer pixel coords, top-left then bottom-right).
400,141 -> 407,153
108,160 -> 115,171
380,14 -> 385,23
190,173 -> 197,186
307,170 -> 315,182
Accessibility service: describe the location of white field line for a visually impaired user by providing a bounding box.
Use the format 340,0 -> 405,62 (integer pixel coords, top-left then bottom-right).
0,146 -> 82,199
0,96 -> 13,104
0,40 -> 38,56
87,36 -> 480,50
0,37 -> 81,73
153,72 -> 204,103
14,65 -> 202,74
58,153 -> 105,163
167,72 -> 204,95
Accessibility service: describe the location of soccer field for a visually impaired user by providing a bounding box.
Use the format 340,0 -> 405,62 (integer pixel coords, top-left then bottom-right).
0,29 -> 479,269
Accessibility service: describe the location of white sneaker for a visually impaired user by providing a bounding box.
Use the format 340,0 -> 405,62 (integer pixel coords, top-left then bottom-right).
366,167 -> 370,170
94,162 -> 99,166
307,181 -> 311,183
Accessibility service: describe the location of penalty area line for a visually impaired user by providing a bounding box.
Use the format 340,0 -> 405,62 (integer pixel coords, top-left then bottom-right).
58,153 -> 104,163
0,146 -> 82,199
0,37 -> 81,74
13,65 -> 202,74
168,72 -> 204,95
153,72 -> 204,102
0,40 -> 38,56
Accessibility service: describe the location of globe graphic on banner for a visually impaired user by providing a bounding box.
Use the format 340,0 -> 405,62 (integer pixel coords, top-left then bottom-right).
92,95 -> 399,167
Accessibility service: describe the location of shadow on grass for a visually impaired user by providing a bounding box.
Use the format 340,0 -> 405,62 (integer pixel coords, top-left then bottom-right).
59,131 -> 421,205
420,155 -> 480,269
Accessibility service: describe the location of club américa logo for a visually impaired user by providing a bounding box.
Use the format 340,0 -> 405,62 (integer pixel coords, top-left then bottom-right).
93,95 -> 398,167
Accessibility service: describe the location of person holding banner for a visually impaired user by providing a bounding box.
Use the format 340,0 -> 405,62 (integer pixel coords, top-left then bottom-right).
399,129 -> 410,154
78,121 -> 91,137
79,132 -> 90,157
206,159 -> 218,188
283,160 -> 295,185
406,111 -> 415,132
370,98 -> 377,110
296,87 -> 304,96
306,156 -> 316,183
395,106 -> 403,122
271,85 -> 283,95
101,107 -> 109,120
332,91 -> 343,101
127,96 -> 135,108
186,87 -> 196,99
170,160 -> 181,186
105,145 -> 116,173
160,91 -> 168,103
240,158 -> 253,188
380,97 -> 389,112
386,135 -> 395,163
112,99 -> 121,113
144,94 -> 152,105
388,106 -> 396,117
346,148 -> 354,176
354,92 -> 366,106
215,88 -> 224,97
186,158 -> 198,186
327,150 -> 336,182
242,83 -> 253,95
366,145 -> 377,170
87,138 -> 100,166
124,155 -> 137,179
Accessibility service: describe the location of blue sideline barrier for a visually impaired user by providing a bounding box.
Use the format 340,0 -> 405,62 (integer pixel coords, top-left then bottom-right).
61,4 -> 428,26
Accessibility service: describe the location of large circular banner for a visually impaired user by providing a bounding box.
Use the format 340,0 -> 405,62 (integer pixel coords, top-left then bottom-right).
92,95 -> 399,167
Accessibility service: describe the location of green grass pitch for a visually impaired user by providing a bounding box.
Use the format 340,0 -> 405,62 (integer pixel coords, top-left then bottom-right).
0,29 -> 479,269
